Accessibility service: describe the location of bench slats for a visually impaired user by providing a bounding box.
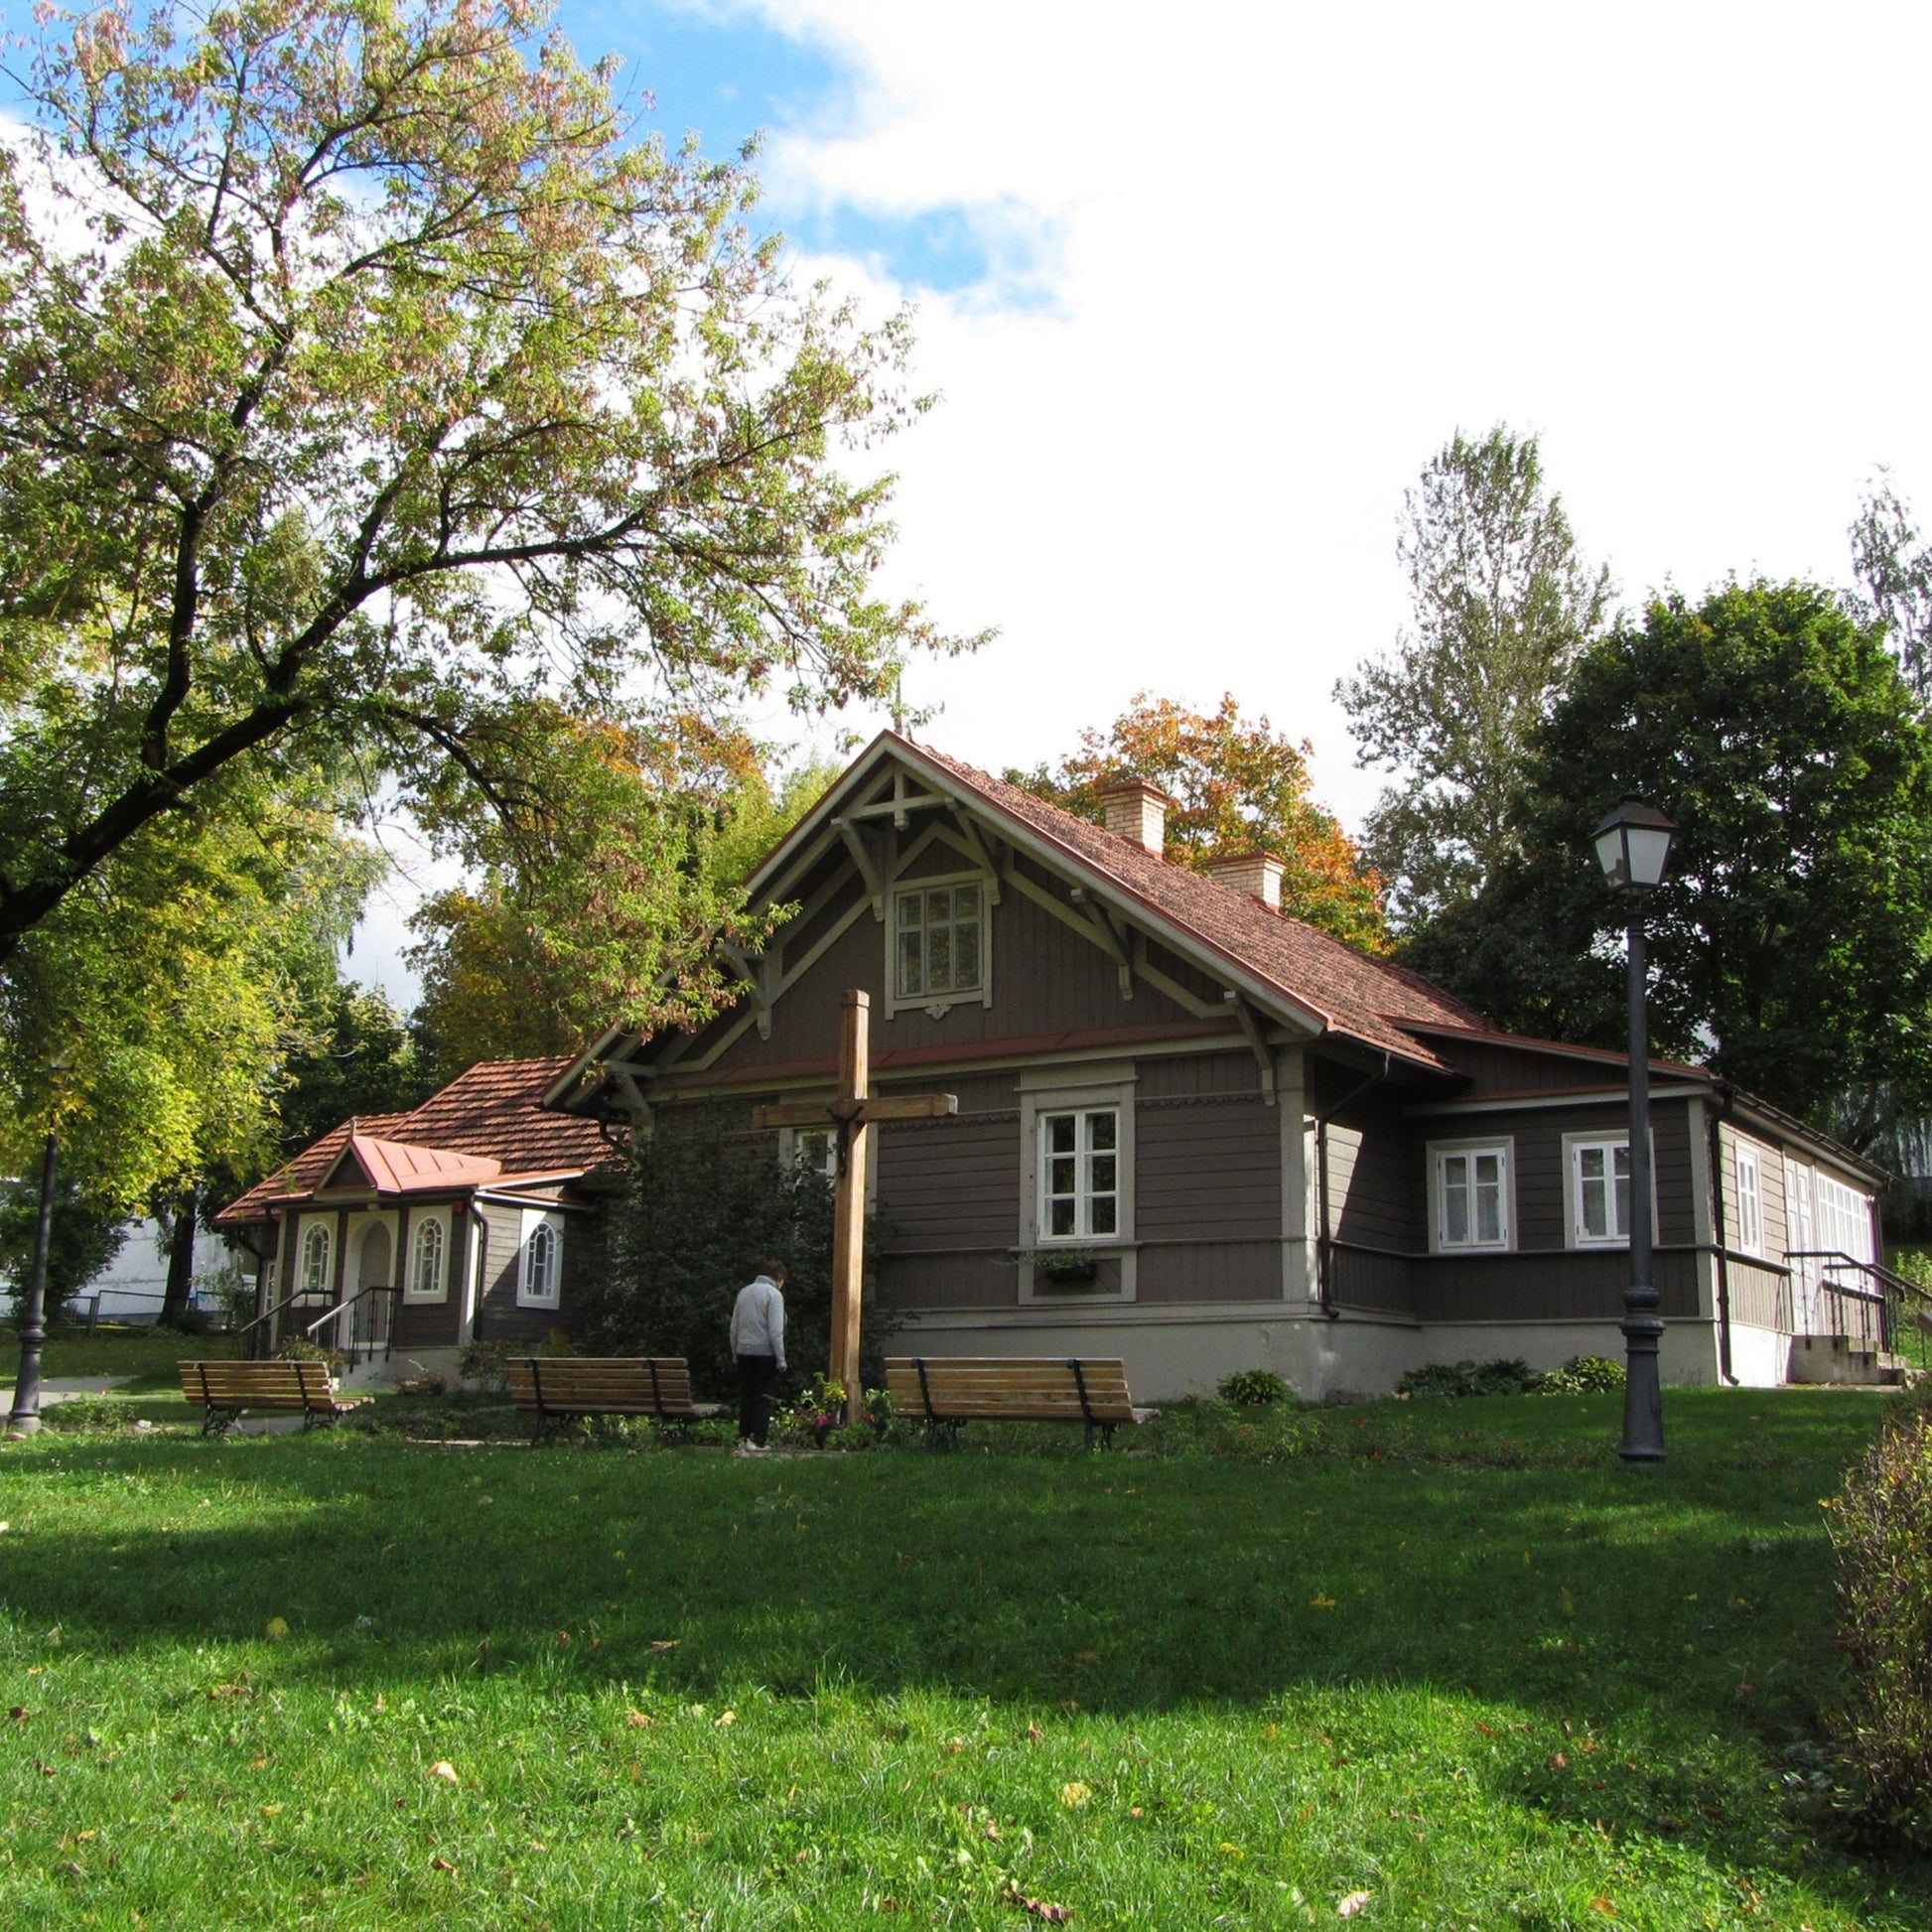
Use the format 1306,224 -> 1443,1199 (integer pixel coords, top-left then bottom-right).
504,1358 -> 718,1437
885,1357 -> 1145,1447
179,1361 -> 369,1435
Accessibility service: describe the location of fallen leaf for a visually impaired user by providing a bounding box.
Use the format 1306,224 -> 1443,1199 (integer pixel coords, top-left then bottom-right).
431,1856 -> 458,1874
624,1712 -> 655,1728
1589,1901 -> 1616,1917
648,1638 -> 680,1655
1072,1651 -> 1099,1666
1311,1593 -> 1338,1610
263,1617 -> 289,1643
715,1711 -> 736,1727
1026,1723 -> 1045,1741
1000,1878 -> 1072,1922
247,1754 -> 270,1771
1550,1753 -> 1569,1771
208,1682 -> 251,1702
1337,1892 -> 1372,1918
260,1804 -> 282,1817
555,1629 -> 572,1644
427,1761 -> 459,1784
1059,1782 -> 1091,1808
170,1789 -> 187,1803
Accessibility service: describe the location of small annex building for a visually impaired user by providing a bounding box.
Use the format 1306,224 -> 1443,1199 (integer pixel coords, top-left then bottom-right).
215,1058 -> 617,1382
535,732 -> 1896,1402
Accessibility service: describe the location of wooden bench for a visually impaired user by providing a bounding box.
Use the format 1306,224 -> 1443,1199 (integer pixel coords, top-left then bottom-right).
504,1357 -> 724,1442
179,1360 -> 370,1436
886,1356 -> 1155,1449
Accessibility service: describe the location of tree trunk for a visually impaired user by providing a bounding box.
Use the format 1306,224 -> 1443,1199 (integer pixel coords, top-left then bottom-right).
160,1183 -> 200,1326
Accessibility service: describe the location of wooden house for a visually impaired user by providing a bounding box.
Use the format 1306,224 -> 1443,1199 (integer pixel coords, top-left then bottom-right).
539,732 -> 1897,1400
214,1058 -> 616,1382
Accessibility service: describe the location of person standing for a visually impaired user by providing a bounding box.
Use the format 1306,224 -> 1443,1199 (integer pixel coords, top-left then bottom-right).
730,1260 -> 787,1454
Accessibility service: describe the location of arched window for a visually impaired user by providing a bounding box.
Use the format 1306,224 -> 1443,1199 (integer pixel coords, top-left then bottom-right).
301,1222 -> 332,1298
525,1221 -> 557,1305
411,1216 -> 445,1301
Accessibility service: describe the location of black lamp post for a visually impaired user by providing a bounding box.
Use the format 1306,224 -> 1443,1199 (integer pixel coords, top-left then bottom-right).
7,1126 -> 61,1438
1592,797 -> 1677,1462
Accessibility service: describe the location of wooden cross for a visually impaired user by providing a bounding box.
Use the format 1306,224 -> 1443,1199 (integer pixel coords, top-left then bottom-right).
752,989 -> 956,1424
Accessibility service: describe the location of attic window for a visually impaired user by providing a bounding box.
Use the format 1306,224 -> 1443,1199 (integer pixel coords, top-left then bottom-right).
892,877 -> 986,1010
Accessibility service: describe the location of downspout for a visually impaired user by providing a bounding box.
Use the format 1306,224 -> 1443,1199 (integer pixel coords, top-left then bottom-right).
1708,1083 -> 1736,1385
1314,1052 -> 1393,1320
465,1199 -> 489,1347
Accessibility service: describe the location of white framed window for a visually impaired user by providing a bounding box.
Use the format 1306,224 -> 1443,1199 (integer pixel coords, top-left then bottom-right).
888,874 -> 990,1016
517,1209 -> 565,1309
1038,1107 -> 1121,1240
779,1126 -> 839,1182
406,1209 -> 451,1304
1430,1140 -> 1513,1252
298,1219 -> 334,1298
1018,1065 -> 1137,1304
1566,1135 -> 1631,1247
1733,1144 -> 1763,1256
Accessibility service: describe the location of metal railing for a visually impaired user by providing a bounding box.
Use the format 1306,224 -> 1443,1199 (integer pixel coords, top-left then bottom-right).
1786,1251 -> 1932,1368
303,1285 -> 399,1366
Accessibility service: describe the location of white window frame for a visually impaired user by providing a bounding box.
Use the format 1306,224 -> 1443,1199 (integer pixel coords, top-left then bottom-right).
1815,1171 -> 1874,1267
885,869 -> 994,1019
778,1126 -> 839,1183
517,1208 -> 566,1310
404,1205 -> 453,1304
297,1217 -> 334,1300
1036,1105 -> 1124,1243
1566,1134 -> 1632,1248
1428,1138 -> 1515,1254
1018,1065 -> 1137,1304
1733,1142 -> 1764,1258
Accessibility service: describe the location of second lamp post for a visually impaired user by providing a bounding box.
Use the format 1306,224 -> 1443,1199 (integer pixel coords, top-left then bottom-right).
1591,796 -> 1677,1463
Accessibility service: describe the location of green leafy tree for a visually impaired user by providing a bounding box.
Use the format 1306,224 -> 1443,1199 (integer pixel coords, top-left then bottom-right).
578,1106 -> 895,1401
0,1173 -> 128,1328
0,0 -> 963,1017
1337,426 -> 1612,930
1,782 -> 377,1209
1849,470 -> 1932,704
1008,693 -> 1386,950
1406,582 -> 1932,1133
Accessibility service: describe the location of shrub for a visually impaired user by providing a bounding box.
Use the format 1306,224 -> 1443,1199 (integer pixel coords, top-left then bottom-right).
1396,1357 -> 1538,1399
1217,1368 -> 1292,1407
275,1336 -> 343,1366
1827,1390 -> 1932,1849
1533,1354 -> 1626,1395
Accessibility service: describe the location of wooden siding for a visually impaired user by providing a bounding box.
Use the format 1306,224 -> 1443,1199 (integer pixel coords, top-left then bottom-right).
476,1202 -> 583,1344
1431,1036 -> 1626,1096
696,857 -> 1200,1079
1140,1239 -> 1281,1303
1417,1246 -> 1704,1323
873,1073 -> 1021,1313
1725,1258 -> 1789,1331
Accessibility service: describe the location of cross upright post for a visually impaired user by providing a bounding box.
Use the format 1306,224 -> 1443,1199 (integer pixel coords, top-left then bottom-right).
752,988 -> 957,1425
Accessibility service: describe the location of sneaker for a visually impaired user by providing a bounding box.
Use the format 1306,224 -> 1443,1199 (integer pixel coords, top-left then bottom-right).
734,1441 -> 768,1456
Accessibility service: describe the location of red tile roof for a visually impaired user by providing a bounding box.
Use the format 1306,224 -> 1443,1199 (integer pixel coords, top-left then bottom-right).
216,1057 -> 616,1225
901,740 -> 1484,1069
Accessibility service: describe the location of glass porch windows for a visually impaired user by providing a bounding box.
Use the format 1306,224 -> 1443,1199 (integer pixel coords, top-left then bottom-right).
1575,1140 -> 1631,1244
1435,1145 -> 1510,1250
895,882 -> 983,1001
300,1222 -> 332,1297
1039,1108 -> 1120,1240
411,1216 -> 445,1300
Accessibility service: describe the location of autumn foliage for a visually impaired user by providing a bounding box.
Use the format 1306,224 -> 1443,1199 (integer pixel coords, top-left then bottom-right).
1009,695 -> 1387,951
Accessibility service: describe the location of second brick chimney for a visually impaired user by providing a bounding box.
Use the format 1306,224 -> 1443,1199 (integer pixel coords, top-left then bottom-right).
1205,850 -> 1286,911
1095,778 -> 1171,856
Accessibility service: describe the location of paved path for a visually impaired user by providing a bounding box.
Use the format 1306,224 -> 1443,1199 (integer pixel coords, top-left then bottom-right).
0,1375 -> 134,1408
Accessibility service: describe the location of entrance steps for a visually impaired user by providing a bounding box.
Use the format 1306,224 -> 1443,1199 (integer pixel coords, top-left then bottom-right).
1787,1334 -> 1918,1387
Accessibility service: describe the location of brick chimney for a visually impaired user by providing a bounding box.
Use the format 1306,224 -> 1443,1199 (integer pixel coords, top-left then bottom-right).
1205,850 -> 1286,911
1095,778 -> 1171,856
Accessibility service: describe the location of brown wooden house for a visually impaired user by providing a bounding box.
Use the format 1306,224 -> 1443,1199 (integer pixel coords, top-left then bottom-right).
215,1058 -> 616,1382
538,732 -> 1898,1400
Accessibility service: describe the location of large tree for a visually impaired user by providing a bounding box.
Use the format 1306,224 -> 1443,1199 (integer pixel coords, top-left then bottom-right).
1405,581 -> 1932,1134
1848,469 -> 1932,705
1008,693 -> 1387,950
1337,426 -> 1611,930
0,0 -> 958,1009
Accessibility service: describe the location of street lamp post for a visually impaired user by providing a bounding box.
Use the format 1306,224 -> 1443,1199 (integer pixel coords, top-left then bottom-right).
7,1129 -> 60,1437
1592,797 -> 1677,1464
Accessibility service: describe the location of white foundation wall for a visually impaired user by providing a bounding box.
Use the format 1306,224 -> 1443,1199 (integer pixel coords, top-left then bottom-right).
1725,1323 -> 1790,1389
896,1307 -> 1731,1403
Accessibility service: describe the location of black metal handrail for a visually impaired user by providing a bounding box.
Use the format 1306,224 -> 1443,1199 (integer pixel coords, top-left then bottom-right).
1786,1251 -> 1932,1364
235,1291 -> 320,1358
304,1285 -> 400,1363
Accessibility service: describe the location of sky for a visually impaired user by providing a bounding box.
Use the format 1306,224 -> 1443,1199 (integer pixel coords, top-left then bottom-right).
18,1 -> 1932,1000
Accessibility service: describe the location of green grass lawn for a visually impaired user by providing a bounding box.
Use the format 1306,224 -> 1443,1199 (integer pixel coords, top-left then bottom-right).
0,1326 -> 241,1392
0,1388 -> 1924,1929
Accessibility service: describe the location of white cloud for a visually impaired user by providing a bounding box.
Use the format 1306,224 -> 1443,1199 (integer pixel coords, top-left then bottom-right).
723,0 -> 1932,826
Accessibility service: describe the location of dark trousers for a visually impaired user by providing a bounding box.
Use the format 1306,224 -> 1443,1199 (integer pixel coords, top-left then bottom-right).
736,1353 -> 779,1445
